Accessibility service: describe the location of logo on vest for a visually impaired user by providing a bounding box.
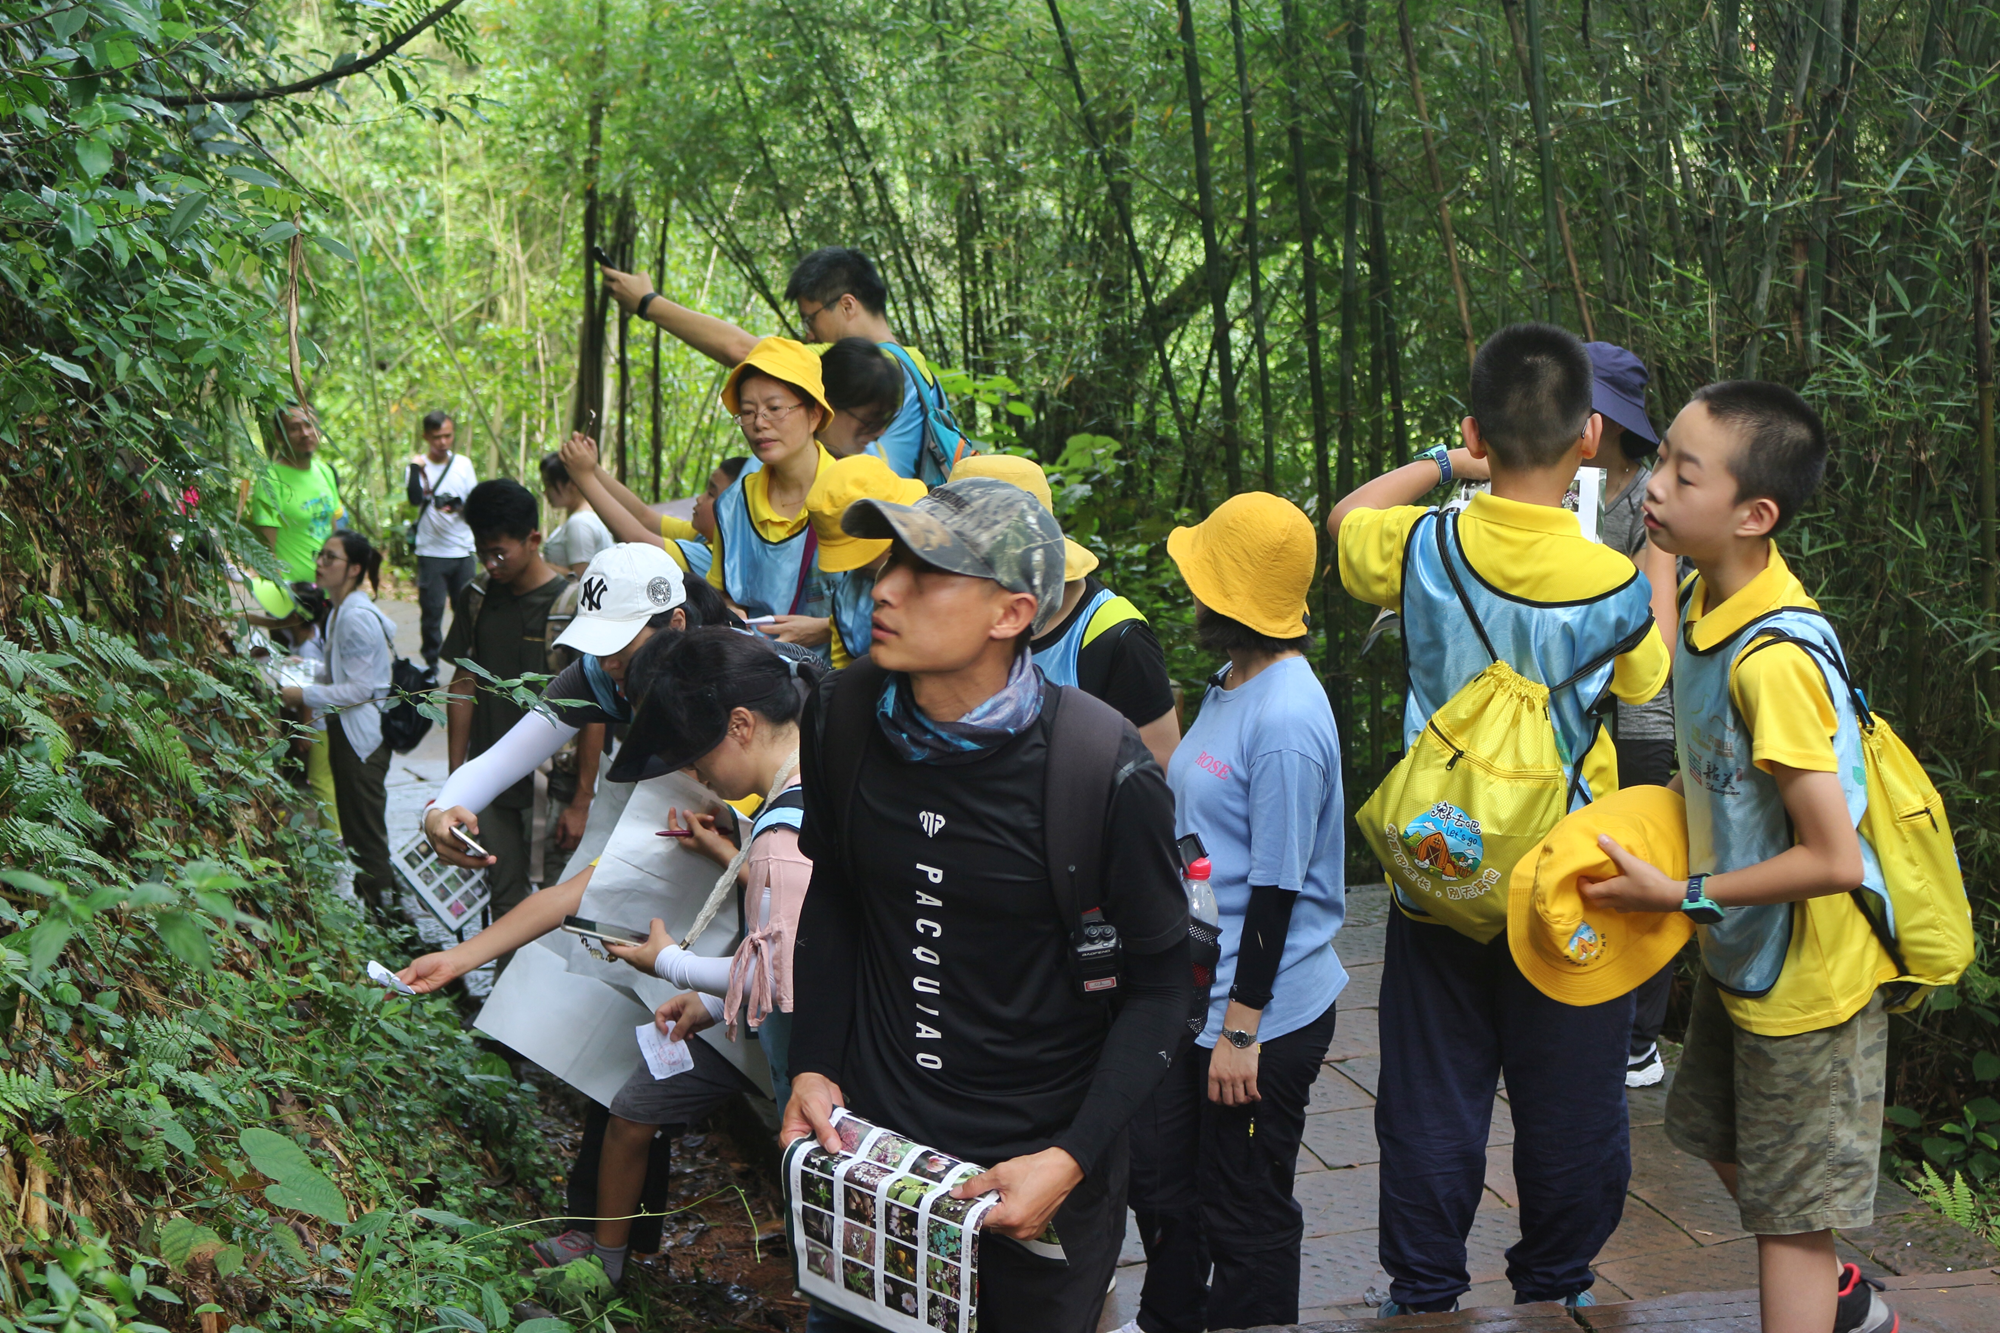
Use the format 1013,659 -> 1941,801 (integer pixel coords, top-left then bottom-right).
1563,920 -> 1603,967
647,576 -> 675,606
919,811 -> 946,838
1385,802 -> 1502,901
579,576 -> 608,611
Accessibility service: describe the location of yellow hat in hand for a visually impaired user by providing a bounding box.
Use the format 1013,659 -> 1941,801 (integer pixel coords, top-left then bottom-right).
1507,784 -> 1694,1007
1167,492 -> 1315,639
949,453 -> 1099,581
721,336 -> 835,425
807,455 -> 928,573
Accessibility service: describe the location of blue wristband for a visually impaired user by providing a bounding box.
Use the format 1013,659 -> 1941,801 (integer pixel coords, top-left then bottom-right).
1421,445 -> 1452,485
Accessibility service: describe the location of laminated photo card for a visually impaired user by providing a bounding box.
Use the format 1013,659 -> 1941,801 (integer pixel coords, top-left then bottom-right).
786,1108 -> 1058,1333
390,828 -> 492,931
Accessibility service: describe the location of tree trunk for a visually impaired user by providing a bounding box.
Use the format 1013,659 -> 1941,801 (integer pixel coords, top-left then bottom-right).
1519,0 -> 1565,325
572,94 -> 606,436
1365,93 -> 1408,459
1178,0 -> 1242,494
1230,0 -> 1277,490
1397,0 -> 1476,363
1282,0 -> 1333,674
1977,239 -> 1997,772
1338,3 -> 1364,501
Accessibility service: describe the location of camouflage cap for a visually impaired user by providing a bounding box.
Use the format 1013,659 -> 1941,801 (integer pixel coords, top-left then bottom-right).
841,476 -> 1066,632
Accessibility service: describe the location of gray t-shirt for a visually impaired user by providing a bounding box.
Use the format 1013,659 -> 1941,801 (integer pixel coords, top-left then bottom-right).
1600,467 -> 1675,742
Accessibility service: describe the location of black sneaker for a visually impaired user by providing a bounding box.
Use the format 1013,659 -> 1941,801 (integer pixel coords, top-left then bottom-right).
1833,1262 -> 1896,1333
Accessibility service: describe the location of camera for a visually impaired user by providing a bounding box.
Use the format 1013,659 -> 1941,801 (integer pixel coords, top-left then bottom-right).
1073,906 -> 1122,996
434,494 -> 463,515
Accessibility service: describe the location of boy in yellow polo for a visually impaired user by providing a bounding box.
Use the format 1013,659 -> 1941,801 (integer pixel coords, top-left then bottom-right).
1585,382 -> 1897,1333
1328,323 -> 1670,1315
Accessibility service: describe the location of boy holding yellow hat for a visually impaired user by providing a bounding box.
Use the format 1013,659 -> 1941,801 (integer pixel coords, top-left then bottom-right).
804,454 -> 927,666
1329,324 -> 1670,1316
951,453 -> 1180,770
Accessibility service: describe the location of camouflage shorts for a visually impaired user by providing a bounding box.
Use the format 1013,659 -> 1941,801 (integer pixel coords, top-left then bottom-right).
1665,973 -> 1887,1235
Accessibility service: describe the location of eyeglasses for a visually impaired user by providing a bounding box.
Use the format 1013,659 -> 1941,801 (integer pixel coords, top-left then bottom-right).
735,402 -> 811,427
315,550 -> 348,566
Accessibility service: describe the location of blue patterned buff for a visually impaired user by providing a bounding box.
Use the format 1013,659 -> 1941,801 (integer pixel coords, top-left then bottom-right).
875,651 -> 1045,764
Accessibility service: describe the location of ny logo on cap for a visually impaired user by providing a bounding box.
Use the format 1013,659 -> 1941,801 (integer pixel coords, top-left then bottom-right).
579,576 -> 608,611
919,811 -> 946,838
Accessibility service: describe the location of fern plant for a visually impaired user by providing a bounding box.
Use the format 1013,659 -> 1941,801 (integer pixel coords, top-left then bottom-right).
0,1068 -> 71,1123
1915,1162 -> 1980,1232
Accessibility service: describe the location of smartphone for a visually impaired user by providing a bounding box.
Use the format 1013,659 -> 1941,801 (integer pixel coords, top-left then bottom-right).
450,825 -> 491,860
1175,832 -> 1208,873
561,915 -> 648,947
590,243 -> 614,268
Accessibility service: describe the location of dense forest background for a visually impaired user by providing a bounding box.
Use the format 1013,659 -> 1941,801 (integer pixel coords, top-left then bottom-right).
3,0 -> 2000,1314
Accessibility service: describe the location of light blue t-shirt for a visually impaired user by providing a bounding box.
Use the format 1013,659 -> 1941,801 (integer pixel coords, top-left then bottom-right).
867,345 -> 933,480
1168,655 -> 1348,1048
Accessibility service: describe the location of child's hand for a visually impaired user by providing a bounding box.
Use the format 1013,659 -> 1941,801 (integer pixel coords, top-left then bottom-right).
560,431 -> 600,476
667,806 -> 736,868
1579,836 -> 1684,913
606,917 -> 673,974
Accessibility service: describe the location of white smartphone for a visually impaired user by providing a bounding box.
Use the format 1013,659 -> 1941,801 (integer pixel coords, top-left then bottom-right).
450,825 -> 491,859
561,915 -> 648,947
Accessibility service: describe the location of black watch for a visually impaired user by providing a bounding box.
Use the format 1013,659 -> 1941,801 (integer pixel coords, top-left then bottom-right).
1222,1027 -> 1257,1050
636,291 -> 660,319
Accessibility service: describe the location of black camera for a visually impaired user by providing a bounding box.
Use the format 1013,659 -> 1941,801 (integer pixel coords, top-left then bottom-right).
1073,906 -> 1122,996
434,494 -> 463,515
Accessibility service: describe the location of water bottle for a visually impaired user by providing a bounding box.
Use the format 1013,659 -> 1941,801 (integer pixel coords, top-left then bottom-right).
1184,857 -> 1222,1035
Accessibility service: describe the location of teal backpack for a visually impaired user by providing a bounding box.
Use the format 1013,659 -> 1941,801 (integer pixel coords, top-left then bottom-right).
879,343 -> 978,485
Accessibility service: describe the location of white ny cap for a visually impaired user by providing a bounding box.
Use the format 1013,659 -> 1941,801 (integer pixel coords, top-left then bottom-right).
554,543 -> 686,657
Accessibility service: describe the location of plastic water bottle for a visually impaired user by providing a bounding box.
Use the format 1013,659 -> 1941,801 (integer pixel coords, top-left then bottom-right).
1185,856 -> 1222,1035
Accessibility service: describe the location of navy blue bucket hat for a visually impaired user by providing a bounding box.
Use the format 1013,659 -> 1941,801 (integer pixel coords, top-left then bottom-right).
1585,341 -> 1658,446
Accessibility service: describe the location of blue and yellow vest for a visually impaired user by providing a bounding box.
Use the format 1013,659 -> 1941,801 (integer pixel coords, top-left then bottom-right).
1399,509 -> 1653,790
1676,600 -> 1884,997
1032,586 -> 1145,688
829,569 -> 874,668
673,538 -> 713,582
713,477 -> 832,664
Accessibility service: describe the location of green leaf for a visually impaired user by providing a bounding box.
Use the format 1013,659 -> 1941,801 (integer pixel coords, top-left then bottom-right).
1923,1135 -> 1965,1163
157,1218 -> 222,1270
240,1126 -> 319,1180
1884,1105 -> 1924,1129
312,233 -> 355,261
514,1322 -> 572,1333
75,135 -> 113,180
265,1171 -> 349,1224
221,164 -> 282,190
412,1208 -> 480,1232
264,1221 -> 310,1268
257,220 -> 298,245
60,199 -> 97,249
26,922 -> 74,974
1968,1097 -> 2000,1124
163,192 -> 208,241
343,1209 -> 392,1237
1975,1051 -> 2000,1082
152,910 -> 211,970
213,1244 -> 244,1278
435,1307 -> 487,1333
157,1113 -> 197,1157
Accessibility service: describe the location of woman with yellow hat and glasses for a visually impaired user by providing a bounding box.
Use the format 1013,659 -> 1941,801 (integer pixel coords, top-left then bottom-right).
951,453 -> 1181,771
1121,493 -> 1347,1333
564,337 -> 842,662
803,454 -> 926,667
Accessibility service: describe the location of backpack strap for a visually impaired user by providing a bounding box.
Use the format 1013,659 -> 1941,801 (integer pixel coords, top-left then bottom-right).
788,525 -> 821,616
1042,683 -> 1130,951
879,342 -> 968,480
820,658 -> 891,882
1434,510 -> 1500,665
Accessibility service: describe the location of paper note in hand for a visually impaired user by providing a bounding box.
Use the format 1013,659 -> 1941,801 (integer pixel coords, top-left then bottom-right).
636,1021 -> 696,1080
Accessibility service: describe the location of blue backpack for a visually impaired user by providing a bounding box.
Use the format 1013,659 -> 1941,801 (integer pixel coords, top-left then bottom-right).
879,344 -> 978,486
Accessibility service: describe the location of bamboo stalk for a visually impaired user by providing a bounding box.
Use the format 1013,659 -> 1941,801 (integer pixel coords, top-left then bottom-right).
1282,0 -> 1333,676
1977,239 -> 1997,773
1229,0 -> 1277,490
1397,0 -> 1477,363
1338,2 -> 1364,500
1518,0 -> 1566,325
1178,0 -> 1241,494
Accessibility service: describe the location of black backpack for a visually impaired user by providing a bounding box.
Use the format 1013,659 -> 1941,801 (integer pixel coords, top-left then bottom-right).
382,652 -> 436,754
816,658 -> 1138,998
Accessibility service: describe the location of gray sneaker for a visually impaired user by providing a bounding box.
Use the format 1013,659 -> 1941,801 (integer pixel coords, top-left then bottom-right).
528,1228 -> 596,1268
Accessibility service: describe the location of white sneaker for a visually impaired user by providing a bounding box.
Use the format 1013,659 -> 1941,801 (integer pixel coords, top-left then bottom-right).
1626,1044 -> 1666,1088
1105,1322 -> 1140,1333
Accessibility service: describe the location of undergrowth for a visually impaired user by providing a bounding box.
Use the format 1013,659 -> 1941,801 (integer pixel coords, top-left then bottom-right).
0,598 -> 640,1331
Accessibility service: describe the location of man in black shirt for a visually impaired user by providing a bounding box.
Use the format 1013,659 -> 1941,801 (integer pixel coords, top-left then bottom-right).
786,478 -> 1190,1333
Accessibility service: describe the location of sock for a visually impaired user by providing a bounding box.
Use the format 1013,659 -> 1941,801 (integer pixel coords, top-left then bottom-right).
593,1243 -> 627,1284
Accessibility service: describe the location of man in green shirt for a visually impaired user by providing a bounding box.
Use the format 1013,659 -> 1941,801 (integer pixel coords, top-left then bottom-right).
441,479 -> 574,931
249,405 -> 345,581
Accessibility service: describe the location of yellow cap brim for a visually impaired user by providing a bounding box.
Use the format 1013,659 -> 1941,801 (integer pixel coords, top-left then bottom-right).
817,533 -> 892,574
1063,537 -> 1099,582
1506,785 -> 1694,1007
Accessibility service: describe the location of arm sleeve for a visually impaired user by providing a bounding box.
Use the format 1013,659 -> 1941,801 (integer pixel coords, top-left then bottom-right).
789,685 -> 859,1083
1733,643 -> 1841,774
651,945 -> 737,995
1336,505 -> 1425,609
1228,886 -> 1297,1010
1048,730 -> 1192,1173
434,708 -> 579,812
659,514 -> 701,542
1050,936 -> 1191,1174
1609,623 -> 1672,705
405,463 -> 426,508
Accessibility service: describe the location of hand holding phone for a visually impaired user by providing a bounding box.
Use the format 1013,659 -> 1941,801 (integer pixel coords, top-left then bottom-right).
562,915 -> 649,947
451,825 -> 491,860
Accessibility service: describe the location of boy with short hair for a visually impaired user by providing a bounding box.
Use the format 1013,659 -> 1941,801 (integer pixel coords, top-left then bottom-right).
1329,322 -> 1671,1314
1586,382 -> 1897,1333
442,478 -> 574,923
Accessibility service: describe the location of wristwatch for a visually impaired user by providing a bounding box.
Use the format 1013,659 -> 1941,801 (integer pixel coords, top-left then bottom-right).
1222,1027 -> 1257,1050
1419,444 -> 1452,486
1680,873 -> 1725,925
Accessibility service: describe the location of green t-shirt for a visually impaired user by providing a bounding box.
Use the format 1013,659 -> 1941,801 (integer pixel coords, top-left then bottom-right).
249,457 -> 344,581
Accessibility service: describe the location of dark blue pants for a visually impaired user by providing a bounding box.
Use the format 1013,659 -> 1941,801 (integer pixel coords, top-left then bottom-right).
1376,909 -> 1632,1310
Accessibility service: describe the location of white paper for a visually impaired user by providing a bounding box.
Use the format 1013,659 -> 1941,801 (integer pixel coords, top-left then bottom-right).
635,1021 -> 696,1080
365,960 -> 416,995
472,940 -> 649,1107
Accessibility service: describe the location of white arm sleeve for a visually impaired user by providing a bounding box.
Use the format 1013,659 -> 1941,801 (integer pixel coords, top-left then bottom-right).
651,944 -> 735,996
433,708 -> 579,813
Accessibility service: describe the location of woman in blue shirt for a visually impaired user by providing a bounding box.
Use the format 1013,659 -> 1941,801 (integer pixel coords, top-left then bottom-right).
1122,492 -> 1347,1333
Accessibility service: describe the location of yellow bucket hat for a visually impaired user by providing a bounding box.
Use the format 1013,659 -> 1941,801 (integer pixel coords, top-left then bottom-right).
721,336 -> 835,427
1507,784 -> 1694,1007
948,453 -> 1100,581
1167,492 -> 1315,639
807,455 -> 929,573
245,577 -> 300,625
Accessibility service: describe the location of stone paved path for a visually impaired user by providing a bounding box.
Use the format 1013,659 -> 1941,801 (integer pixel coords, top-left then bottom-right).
1098,885 -> 2000,1330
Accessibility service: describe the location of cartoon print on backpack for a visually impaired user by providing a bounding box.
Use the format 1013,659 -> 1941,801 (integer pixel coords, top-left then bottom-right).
1384,800 -> 1502,904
